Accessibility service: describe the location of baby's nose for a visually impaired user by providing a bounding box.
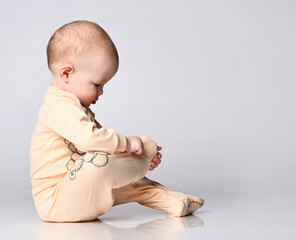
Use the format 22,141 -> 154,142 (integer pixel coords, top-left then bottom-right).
98,89 -> 103,96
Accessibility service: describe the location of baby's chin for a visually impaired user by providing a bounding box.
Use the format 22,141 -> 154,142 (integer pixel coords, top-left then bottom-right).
81,99 -> 97,109
81,103 -> 90,109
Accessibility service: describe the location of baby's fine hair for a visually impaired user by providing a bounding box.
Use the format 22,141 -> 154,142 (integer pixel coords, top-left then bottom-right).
46,20 -> 118,73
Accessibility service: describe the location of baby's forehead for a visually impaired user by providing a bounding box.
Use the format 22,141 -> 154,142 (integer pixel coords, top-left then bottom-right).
73,46 -> 119,73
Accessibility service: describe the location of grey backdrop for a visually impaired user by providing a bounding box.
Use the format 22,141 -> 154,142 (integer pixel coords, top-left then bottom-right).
0,0 -> 295,232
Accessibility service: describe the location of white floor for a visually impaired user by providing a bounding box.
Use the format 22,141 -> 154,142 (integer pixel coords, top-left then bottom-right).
1,194 -> 295,240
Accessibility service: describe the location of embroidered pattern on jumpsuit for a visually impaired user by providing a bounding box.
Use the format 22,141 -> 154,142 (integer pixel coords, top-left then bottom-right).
64,139 -> 109,180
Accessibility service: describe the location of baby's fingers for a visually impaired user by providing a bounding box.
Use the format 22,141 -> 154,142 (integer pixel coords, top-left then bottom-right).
153,157 -> 161,165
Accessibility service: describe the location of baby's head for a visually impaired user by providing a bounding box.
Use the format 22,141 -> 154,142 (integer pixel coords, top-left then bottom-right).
47,20 -> 119,108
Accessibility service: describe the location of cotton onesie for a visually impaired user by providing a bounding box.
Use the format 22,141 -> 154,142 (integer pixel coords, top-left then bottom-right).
30,86 -> 203,222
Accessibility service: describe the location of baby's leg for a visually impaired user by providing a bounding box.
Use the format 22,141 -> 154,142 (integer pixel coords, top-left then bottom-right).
42,135 -> 157,222
113,177 -> 204,217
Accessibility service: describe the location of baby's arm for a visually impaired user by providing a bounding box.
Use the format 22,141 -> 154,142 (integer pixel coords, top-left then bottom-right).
44,95 -> 127,154
93,112 -> 143,155
93,108 -> 160,166
45,93 -> 162,169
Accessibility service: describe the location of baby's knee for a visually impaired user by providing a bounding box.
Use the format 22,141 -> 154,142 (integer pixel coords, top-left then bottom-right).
140,135 -> 158,161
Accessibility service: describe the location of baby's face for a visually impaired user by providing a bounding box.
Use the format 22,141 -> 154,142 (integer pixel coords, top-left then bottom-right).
66,49 -> 118,109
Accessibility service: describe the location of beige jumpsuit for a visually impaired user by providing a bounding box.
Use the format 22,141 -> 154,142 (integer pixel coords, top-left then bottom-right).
30,86 -> 203,222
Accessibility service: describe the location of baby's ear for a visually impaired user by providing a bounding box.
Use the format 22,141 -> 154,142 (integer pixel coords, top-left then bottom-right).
60,64 -> 74,82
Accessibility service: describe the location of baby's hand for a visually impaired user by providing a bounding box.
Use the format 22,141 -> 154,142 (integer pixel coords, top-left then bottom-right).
149,146 -> 162,171
125,136 -> 143,155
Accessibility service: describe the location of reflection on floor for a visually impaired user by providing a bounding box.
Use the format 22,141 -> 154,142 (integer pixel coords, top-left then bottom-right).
38,214 -> 204,240
2,195 -> 296,239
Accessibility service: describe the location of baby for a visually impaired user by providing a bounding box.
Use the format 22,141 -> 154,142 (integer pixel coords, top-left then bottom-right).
30,20 -> 204,222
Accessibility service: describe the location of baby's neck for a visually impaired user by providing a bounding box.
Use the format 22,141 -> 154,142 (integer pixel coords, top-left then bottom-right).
51,77 -> 64,91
